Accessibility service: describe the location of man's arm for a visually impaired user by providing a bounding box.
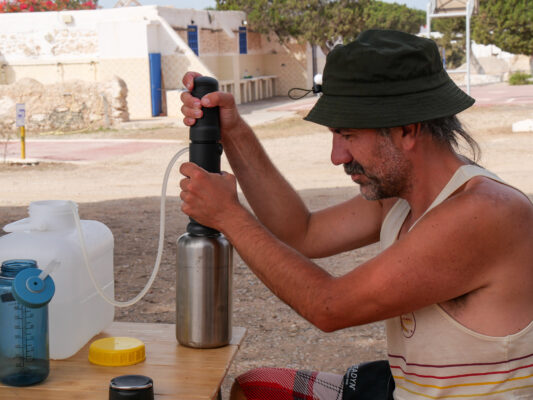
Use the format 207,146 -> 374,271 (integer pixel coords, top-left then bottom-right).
221,120 -> 383,257
181,73 -> 383,257
179,164 -> 530,332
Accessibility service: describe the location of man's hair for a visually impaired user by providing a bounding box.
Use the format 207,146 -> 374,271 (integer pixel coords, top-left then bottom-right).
380,116 -> 481,162
421,116 -> 480,162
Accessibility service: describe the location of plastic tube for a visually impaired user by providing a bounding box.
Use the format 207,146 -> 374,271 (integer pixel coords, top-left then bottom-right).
38,259 -> 60,280
69,147 -> 189,308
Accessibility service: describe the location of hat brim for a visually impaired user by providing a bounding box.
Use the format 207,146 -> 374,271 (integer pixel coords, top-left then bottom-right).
304,79 -> 475,129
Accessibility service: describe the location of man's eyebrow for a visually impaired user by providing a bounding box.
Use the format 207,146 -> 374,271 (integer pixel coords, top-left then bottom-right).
337,129 -> 356,136
332,128 -> 350,134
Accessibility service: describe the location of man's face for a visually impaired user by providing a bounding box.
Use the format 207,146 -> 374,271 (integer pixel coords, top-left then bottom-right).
329,128 -> 411,200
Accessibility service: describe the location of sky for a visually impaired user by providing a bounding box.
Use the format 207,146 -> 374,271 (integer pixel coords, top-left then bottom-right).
98,0 -> 429,11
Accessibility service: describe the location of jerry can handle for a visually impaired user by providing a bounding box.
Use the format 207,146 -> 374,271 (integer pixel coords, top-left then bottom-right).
3,218 -> 46,233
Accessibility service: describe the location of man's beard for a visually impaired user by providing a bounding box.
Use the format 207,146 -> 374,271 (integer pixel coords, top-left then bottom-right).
343,140 -> 411,201
344,160 -> 365,176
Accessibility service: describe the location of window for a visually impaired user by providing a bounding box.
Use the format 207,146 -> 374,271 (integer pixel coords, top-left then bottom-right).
187,25 -> 199,56
239,26 -> 247,55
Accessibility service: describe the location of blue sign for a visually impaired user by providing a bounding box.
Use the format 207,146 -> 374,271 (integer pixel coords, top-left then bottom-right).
16,103 -> 25,127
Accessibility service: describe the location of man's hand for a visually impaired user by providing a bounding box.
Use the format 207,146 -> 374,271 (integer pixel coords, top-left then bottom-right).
181,72 -> 244,139
179,162 -> 244,232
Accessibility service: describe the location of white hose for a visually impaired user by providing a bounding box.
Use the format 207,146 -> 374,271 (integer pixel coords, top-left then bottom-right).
38,259 -> 60,280
69,147 -> 189,308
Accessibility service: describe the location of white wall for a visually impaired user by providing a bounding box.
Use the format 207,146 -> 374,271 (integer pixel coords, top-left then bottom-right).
0,6 -> 245,63
0,7 -> 166,63
99,19 -> 151,59
472,42 -> 515,60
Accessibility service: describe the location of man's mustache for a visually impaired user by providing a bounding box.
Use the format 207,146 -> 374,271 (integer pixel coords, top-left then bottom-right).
344,161 -> 365,176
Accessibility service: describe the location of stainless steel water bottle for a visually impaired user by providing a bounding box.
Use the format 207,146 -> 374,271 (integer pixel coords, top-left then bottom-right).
176,234 -> 232,348
176,77 -> 233,348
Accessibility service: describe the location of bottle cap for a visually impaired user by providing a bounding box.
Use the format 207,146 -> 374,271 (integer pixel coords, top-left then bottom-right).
109,375 -> 154,400
12,267 -> 55,308
89,337 -> 145,366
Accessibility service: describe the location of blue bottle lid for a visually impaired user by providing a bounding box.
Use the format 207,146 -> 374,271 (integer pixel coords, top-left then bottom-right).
12,268 -> 55,308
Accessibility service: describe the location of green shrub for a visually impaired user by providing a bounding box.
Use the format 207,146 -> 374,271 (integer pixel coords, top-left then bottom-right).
508,72 -> 533,85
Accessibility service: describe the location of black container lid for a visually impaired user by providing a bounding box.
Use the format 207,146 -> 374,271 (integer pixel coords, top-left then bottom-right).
109,375 -> 154,400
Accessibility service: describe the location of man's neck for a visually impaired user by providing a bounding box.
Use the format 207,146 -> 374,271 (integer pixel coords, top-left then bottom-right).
402,148 -> 468,224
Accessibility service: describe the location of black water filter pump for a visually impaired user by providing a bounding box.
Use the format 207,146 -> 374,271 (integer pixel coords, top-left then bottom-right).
186,76 -> 225,236
175,77 -> 233,348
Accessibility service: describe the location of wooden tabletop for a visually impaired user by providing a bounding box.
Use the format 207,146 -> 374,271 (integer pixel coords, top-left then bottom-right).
0,322 -> 246,400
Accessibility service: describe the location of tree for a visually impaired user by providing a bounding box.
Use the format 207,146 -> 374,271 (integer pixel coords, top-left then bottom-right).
427,1 -> 533,72
363,1 -> 424,34
216,0 -> 371,53
432,18 -> 467,69
216,0 -> 424,53
472,0 -> 533,58
300,0 -> 371,52
0,0 -> 97,12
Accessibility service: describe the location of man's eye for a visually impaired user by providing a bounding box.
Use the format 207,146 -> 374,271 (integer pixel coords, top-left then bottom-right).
333,129 -> 351,140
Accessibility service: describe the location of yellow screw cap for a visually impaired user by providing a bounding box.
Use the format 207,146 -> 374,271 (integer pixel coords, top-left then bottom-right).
88,337 -> 146,366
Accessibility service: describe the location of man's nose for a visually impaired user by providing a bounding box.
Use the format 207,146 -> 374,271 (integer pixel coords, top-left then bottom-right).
331,134 -> 353,166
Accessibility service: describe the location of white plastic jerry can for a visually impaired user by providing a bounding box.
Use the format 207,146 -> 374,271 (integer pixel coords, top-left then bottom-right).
0,200 -> 115,359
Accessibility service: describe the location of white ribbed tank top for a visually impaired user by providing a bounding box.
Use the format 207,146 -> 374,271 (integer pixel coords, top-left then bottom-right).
380,165 -> 533,400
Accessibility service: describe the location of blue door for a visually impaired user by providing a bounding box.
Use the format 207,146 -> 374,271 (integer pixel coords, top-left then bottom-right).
188,25 -> 199,56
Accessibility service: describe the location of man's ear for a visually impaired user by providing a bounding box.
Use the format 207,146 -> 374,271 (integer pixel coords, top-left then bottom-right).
399,123 -> 421,151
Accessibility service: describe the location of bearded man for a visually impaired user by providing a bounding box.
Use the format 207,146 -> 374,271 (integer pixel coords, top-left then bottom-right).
179,30 -> 533,400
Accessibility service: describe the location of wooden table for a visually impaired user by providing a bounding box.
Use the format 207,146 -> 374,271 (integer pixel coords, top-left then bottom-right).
0,322 -> 246,400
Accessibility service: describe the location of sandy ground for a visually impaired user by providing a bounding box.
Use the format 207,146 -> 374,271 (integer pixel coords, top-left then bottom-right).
1,103 -> 532,397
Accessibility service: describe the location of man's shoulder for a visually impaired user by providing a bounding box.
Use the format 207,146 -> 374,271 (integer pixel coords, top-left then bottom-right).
403,175 -> 533,245
445,175 -> 533,234
461,175 -> 532,212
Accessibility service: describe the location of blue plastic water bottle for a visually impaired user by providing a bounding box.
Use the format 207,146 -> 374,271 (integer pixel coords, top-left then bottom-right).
0,260 -> 50,386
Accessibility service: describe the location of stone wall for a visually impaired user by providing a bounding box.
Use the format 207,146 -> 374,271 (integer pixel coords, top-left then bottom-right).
0,76 -> 128,134
0,27 -> 98,60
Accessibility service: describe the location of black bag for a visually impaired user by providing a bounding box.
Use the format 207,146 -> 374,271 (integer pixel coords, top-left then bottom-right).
342,360 -> 395,400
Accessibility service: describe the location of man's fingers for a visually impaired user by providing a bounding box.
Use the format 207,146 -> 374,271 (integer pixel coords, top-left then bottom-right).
200,91 -> 236,110
180,91 -> 202,125
181,86 -> 234,126
181,103 -> 203,119
179,162 -> 204,179
179,177 -> 190,191
183,117 -> 196,127
181,92 -> 201,110
182,71 -> 203,91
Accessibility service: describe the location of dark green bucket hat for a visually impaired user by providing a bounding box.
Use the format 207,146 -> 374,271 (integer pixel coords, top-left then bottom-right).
304,29 -> 475,129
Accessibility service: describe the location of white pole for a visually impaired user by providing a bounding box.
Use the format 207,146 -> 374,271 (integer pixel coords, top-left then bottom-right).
466,0 -> 471,95
426,1 -> 431,38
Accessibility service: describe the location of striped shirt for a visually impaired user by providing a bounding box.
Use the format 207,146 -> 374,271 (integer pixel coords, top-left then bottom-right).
380,165 -> 533,399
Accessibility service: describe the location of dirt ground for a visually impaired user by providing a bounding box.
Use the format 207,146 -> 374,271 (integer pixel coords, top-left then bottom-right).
1,103 -> 532,397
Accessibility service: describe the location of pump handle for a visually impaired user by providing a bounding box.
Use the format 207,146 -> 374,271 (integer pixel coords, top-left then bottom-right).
187,76 -> 222,236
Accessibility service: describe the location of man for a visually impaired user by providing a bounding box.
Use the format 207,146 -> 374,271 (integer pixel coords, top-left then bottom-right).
179,30 -> 533,400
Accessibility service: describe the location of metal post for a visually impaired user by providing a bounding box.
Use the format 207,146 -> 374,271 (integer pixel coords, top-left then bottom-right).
466,0 -> 471,95
312,44 -> 317,82
16,103 -> 26,160
426,2 -> 431,38
20,126 -> 26,160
